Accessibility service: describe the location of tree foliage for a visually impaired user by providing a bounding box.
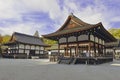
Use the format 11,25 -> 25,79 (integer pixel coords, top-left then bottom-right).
1,35 -> 11,44
0,34 -> 3,54
108,28 -> 120,39
0,34 -> 3,44
42,37 -> 57,45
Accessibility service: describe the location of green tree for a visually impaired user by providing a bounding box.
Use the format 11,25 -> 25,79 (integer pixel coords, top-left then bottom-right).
2,35 -> 11,44
108,28 -> 120,39
42,37 -> 57,45
0,34 -> 3,44
0,34 -> 3,55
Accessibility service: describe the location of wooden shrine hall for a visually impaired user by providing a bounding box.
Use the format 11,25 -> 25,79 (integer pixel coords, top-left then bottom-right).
42,14 -> 116,64
3,32 -> 48,59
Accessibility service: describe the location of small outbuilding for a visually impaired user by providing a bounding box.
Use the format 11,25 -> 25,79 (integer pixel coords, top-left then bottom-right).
4,32 -> 48,59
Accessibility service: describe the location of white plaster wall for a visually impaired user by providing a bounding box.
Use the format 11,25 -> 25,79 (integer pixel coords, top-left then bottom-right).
90,35 -> 94,41
25,50 -> 29,55
78,34 -> 88,41
19,49 -> 24,53
106,49 -> 113,52
95,37 -> 98,43
59,37 -> 66,43
25,45 -> 30,49
35,51 -> 39,54
40,51 -> 43,54
102,40 -> 105,45
115,50 -> 120,53
36,46 -> 39,50
68,36 -> 76,42
99,39 -> 102,44
10,46 -> 15,49
19,44 -> 24,49
40,47 -> 44,50
31,45 -> 35,49
51,50 -> 58,52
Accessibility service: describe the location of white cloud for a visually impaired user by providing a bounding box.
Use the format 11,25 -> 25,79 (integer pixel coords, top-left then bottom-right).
21,0 -> 62,20
64,0 -> 113,29
0,0 -> 21,19
0,24 -> 31,35
0,0 -> 120,35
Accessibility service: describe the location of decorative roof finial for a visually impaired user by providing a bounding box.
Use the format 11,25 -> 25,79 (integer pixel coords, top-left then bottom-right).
34,30 -> 39,37
70,12 -> 73,16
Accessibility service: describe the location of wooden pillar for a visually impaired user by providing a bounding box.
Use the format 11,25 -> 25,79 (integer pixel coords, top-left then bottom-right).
16,43 -> 19,53
76,35 -> 79,57
102,40 -> 106,56
66,36 -> 68,57
14,44 -> 16,54
58,38 -> 60,56
58,44 -> 60,56
88,42 -> 91,56
29,45 -> 31,56
39,46 -> 40,54
75,47 -> 76,56
35,45 -> 36,55
88,32 -> 91,56
18,43 -> 19,54
98,38 -> 99,56
64,48 -> 66,56
94,36 -> 96,57
70,48 -> 72,57
104,45 -> 106,56
24,44 -> 26,54
101,40 -> 104,56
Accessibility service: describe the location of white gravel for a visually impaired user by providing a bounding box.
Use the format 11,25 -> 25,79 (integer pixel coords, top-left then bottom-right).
0,59 -> 120,80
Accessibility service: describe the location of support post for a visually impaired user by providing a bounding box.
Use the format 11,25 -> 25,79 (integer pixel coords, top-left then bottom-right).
94,36 -> 96,57
66,36 -> 68,57
58,44 -> 60,55
76,35 -> 79,57
58,39 -> 60,55
88,32 -> 91,57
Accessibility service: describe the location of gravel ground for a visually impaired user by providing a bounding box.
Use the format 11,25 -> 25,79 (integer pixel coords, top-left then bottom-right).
0,59 -> 120,80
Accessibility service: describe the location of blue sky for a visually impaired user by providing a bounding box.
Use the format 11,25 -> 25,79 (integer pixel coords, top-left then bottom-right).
0,0 -> 120,36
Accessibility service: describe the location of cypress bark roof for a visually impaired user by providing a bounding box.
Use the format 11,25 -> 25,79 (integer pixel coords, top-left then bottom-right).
42,14 -> 116,42
43,14 -> 98,37
5,32 -> 47,46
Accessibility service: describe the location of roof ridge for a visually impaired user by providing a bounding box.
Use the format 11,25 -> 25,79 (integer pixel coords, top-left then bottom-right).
13,32 -> 40,38
56,14 -> 100,32
70,14 -> 99,26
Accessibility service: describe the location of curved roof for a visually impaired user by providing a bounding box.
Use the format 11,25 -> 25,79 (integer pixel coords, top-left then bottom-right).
7,32 -> 47,46
42,14 -> 116,42
43,14 -> 100,37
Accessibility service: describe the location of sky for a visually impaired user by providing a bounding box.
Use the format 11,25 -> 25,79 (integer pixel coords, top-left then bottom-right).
0,0 -> 120,36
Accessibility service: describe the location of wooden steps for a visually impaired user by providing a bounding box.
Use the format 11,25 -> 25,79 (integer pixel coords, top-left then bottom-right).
58,57 -> 113,65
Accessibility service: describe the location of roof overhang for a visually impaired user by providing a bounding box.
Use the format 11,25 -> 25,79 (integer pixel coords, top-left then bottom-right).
42,15 -> 117,42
